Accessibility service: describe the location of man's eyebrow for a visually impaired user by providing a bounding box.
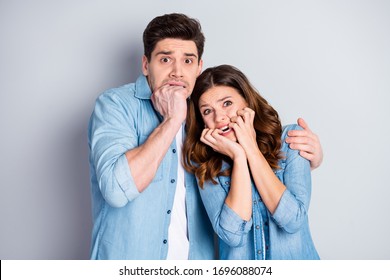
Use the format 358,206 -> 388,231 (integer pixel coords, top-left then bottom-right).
154,51 -> 198,58
184,53 -> 198,58
155,51 -> 173,56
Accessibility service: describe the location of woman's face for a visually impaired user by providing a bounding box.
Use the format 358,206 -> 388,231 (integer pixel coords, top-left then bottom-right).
198,85 -> 248,141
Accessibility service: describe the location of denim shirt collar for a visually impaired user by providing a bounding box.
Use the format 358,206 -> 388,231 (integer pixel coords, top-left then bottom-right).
135,75 -> 152,100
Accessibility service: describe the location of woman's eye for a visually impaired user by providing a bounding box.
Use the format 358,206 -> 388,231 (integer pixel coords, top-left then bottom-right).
203,109 -> 211,115
223,100 -> 232,107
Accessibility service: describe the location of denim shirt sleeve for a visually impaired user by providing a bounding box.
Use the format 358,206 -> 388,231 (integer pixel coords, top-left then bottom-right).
271,124 -> 312,233
198,175 -> 253,247
88,89 -> 140,208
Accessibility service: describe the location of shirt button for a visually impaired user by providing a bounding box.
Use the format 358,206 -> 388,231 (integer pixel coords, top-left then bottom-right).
163,239 -> 167,244
171,179 -> 175,183
172,149 -> 176,153
225,181 -> 230,186
257,250 -> 261,254
167,210 -> 171,214
255,225 -> 260,229
265,221 -> 269,226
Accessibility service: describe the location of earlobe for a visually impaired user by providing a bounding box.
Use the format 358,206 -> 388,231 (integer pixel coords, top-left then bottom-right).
197,59 -> 203,76
142,55 -> 148,76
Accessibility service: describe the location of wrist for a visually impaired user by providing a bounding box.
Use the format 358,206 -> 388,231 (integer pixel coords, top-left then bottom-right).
232,149 -> 247,162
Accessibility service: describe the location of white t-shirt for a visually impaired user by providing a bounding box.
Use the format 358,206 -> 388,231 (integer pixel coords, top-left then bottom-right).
166,126 -> 189,259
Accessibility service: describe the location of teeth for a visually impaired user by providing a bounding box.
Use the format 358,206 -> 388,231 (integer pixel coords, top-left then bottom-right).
221,126 -> 229,132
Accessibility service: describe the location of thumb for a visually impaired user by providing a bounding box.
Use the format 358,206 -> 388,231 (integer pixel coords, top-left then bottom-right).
297,117 -> 311,132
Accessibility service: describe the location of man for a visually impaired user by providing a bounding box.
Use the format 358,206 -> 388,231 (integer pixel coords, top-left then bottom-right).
88,13 -> 323,260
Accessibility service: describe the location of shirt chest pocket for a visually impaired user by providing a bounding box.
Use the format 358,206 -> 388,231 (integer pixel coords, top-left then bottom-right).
139,134 -> 165,182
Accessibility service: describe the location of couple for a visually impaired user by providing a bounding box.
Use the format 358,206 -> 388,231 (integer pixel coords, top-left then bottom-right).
88,13 -> 321,260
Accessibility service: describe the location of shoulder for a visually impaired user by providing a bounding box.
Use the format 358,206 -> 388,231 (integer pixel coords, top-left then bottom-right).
97,83 -> 137,106
281,124 -> 302,140
279,124 -> 305,166
94,76 -> 151,114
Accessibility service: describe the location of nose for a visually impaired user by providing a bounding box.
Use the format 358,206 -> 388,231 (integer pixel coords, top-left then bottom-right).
214,109 -> 228,123
170,61 -> 183,79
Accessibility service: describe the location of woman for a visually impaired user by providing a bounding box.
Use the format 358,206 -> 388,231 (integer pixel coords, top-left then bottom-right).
183,65 -> 319,260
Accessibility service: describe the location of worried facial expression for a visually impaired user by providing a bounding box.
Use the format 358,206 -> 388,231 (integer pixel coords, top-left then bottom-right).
142,38 -> 203,94
198,86 -> 248,142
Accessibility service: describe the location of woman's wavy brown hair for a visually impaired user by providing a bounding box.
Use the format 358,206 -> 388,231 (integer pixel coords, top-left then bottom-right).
183,65 -> 283,188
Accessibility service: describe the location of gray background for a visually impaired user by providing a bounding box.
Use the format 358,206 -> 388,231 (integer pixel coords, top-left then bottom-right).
1,0 -> 389,259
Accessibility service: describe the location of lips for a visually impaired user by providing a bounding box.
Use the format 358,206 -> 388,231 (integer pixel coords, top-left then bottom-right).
167,80 -> 187,87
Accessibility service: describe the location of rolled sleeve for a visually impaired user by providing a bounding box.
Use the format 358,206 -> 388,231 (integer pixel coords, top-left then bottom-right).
89,89 -> 141,208
219,203 -> 253,247
112,154 -> 140,203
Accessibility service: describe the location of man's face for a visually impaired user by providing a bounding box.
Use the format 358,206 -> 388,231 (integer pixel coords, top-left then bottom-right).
142,38 -> 203,94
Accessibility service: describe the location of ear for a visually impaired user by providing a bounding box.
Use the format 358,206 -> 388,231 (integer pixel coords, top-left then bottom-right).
142,55 -> 149,76
197,59 -> 203,77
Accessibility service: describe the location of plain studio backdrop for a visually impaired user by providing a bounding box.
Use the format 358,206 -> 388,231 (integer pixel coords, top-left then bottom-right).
0,0 -> 389,260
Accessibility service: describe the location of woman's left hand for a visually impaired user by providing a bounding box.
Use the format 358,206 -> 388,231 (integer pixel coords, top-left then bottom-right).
230,107 -> 258,155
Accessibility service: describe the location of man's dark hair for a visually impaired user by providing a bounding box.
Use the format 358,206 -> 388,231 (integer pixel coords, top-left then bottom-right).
143,13 -> 205,62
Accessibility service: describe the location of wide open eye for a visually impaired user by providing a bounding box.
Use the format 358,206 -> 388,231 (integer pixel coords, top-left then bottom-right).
184,58 -> 193,64
223,100 -> 232,107
203,108 -> 211,115
161,57 -> 171,63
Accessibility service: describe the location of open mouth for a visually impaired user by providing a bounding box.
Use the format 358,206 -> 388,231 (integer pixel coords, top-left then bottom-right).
220,125 -> 231,134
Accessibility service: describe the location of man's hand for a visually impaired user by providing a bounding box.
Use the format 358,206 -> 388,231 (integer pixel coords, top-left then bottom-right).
151,84 -> 189,123
286,118 -> 323,170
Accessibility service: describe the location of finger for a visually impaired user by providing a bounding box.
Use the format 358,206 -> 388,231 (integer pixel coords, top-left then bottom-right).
237,108 -> 254,122
297,118 -> 312,132
289,143 -> 315,154
201,129 -> 213,142
285,136 -> 314,145
242,107 -> 255,120
299,150 -> 315,161
231,115 -> 245,126
230,116 -> 238,123
201,129 -> 216,147
287,129 -> 310,138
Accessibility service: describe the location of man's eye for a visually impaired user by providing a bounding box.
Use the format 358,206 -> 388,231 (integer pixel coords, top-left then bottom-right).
223,101 -> 232,107
161,57 -> 171,63
185,58 -> 193,64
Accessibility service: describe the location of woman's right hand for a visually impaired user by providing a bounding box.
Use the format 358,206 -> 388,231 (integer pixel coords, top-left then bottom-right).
200,128 -> 246,161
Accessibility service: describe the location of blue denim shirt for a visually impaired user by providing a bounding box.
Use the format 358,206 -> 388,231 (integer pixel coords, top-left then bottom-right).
198,124 -> 320,260
88,75 -> 215,260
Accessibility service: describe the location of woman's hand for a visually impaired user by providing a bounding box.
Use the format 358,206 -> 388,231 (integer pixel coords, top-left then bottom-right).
230,107 -> 258,156
200,128 -> 246,160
